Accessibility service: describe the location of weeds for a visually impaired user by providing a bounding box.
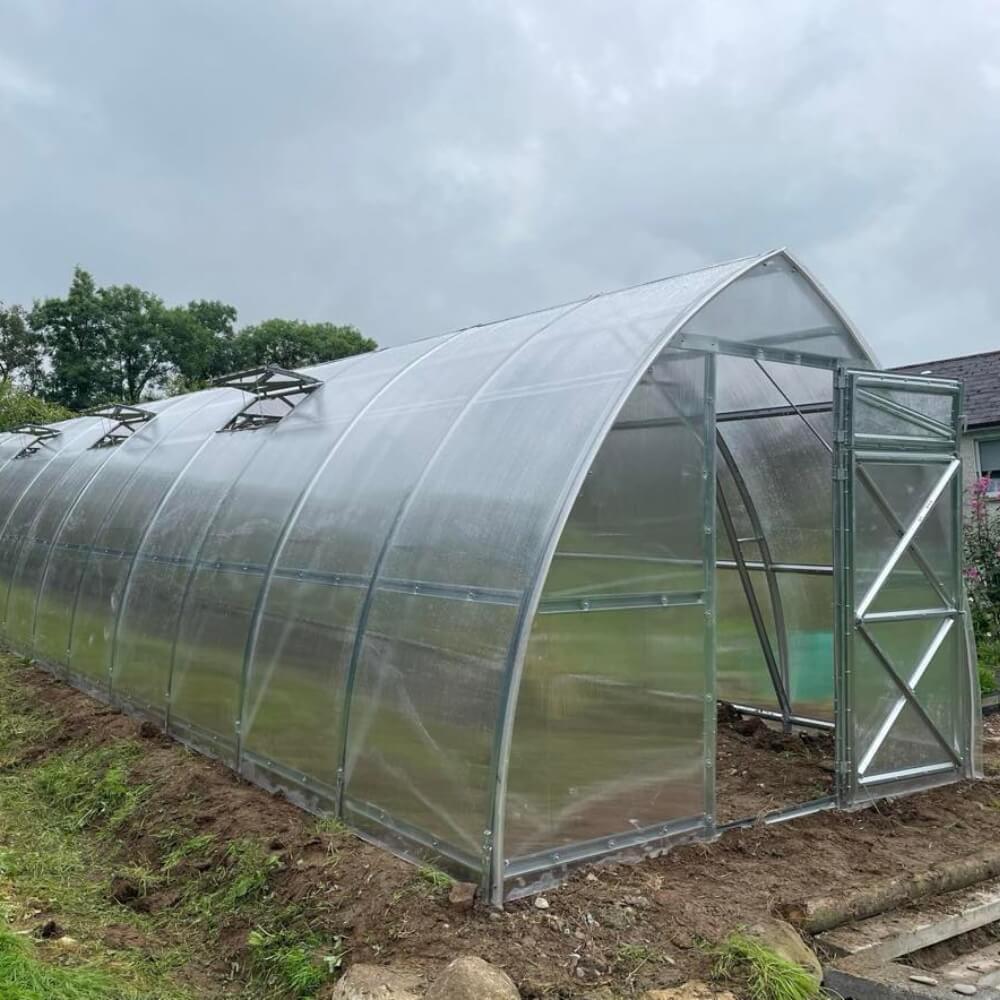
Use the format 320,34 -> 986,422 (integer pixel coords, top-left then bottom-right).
713,932 -> 819,1000
313,816 -> 347,836
417,865 -> 453,894
247,926 -> 343,998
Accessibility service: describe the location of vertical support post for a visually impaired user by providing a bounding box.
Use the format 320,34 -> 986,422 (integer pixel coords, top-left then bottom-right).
832,364 -> 854,806
702,353 -> 718,831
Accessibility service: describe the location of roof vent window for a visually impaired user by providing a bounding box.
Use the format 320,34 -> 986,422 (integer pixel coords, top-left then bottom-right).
88,404 -> 156,449
11,424 -> 61,459
215,365 -> 321,432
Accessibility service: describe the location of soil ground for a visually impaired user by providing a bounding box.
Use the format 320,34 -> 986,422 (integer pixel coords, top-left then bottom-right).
1,656 -> 999,999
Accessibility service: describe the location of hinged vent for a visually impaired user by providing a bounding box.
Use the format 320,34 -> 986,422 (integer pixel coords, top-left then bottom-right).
88,403 -> 155,449
215,365 -> 321,432
11,424 -> 61,459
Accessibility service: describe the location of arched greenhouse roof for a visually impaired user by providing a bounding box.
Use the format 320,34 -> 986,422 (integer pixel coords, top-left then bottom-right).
0,248 -> 880,900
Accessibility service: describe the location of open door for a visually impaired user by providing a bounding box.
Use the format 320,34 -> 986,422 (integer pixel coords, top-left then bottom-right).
834,369 -> 973,805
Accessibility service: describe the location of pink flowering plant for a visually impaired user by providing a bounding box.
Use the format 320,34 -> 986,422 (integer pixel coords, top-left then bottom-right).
965,477 -> 1000,693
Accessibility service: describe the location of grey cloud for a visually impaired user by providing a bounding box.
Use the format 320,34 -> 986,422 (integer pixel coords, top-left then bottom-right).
1,0 -> 998,365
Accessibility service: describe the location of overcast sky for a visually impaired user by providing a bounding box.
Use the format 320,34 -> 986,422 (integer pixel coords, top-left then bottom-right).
1,1 -> 997,366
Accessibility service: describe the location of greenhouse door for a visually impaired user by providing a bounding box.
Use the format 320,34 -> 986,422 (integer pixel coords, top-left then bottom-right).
833,369 -> 972,805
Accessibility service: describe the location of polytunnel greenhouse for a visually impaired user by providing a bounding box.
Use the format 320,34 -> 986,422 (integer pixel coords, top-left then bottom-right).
0,249 -> 979,902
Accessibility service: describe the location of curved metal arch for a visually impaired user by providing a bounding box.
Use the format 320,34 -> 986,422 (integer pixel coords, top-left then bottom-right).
486,249 -> 778,901
63,390 -> 227,675
27,398 -> 183,658
487,247 -> 876,900
0,418 -> 103,631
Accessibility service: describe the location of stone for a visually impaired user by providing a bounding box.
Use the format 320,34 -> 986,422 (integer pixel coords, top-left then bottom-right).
953,986 -> 977,996
640,982 -> 738,1000
745,917 -> 822,988
533,896 -> 550,910
426,956 -> 520,1000
330,964 -> 422,999
448,881 -> 477,912
910,975 -> 939,986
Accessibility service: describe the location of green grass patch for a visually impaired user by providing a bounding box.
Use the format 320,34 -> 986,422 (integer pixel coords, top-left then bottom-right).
247,926 -> 343,999
33,743 -> 147,833
0,920 -> 128,1000
713,932 -> 819,1000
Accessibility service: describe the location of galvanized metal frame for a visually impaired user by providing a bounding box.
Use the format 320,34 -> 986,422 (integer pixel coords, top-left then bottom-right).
833,368 -> 969,804
2,248 -> 975,909
87,404 -> 156,450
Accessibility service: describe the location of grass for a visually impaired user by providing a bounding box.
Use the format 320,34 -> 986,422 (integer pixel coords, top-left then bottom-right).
33,743 -> 147,832
246,926 -> 343,999
0,922 -> 125,1000
713,932 -> 820,1000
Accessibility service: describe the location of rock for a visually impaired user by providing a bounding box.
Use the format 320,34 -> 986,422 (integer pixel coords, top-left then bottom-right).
910,975 -> 939,986
953,986 -> 977,996
448,881 -> 477,912
585,873 -> 599,882
745,917 -> 822,988
426,956 -> 520,1000
534,896 -> 550,910
641,982 -> 738,1000
330,964 -> 422,999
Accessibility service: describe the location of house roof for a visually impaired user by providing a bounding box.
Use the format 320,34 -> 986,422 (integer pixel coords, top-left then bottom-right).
892,349 -> 1000,429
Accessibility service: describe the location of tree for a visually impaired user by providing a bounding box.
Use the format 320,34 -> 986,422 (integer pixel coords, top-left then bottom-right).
0,302 -> 45,388
232,319 -> 376,371
163,299 -> 240,392
30,268 -> 176,409
0,382 -> 71,431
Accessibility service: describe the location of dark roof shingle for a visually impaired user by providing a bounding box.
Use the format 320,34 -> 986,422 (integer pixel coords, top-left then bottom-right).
891,350 -> 1000,429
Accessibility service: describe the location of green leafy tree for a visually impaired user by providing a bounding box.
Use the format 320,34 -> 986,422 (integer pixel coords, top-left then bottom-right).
30,268 -> 176,408
232,319 -> 375,371
0,382 -> 71,431
0,302 -> 45,388
163,299 -> 240,393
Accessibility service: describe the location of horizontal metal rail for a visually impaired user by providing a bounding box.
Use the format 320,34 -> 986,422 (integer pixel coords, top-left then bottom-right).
726,702 -> 835,732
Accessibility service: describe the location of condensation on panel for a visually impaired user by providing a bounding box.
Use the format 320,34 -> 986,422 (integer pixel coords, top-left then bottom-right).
35,393 -> 212,668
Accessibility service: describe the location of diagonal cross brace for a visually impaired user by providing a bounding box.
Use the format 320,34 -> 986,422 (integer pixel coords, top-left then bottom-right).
856,617 -> 958,776
855,458 -> 959,621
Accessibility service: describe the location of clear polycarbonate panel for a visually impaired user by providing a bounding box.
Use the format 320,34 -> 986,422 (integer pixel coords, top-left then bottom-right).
776,573 -> 835,718
6,400 -> 178,654
852,619 -> 961,781
854,386 -> 956,443
682,257 -> 867,360
716,566 -> 781,710
0,418 -> 103,635
505,602 -> 707,858
853,461 -> 957,611
119,425 -> 275,757
75,390 -> 240,699
502,349 -> 708,860
718,413 -> 833,566
171,345 -> 422,780
240,321 -> 558,801
542,351 -> 708,601
345,279 -> 729,859
34,392 -> 213,669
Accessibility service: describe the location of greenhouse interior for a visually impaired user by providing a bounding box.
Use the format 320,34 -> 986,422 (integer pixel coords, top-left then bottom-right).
0,249 -> 979,902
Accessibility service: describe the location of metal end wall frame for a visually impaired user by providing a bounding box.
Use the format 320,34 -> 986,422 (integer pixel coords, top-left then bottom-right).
0,249 -> 978,905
